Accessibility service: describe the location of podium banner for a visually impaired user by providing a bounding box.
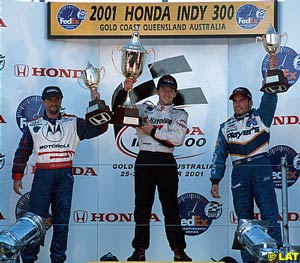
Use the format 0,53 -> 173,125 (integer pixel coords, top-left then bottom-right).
48,1 -> 277,38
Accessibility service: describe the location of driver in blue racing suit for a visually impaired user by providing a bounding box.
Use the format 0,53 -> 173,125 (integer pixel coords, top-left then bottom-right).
210,87 -> 282,263
12,86 -> 108,263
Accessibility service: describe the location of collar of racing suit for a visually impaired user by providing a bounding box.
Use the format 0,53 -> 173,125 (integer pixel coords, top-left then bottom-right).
234,109 -> 252,121
156,103 -> 174,112
43,111 -> 62,124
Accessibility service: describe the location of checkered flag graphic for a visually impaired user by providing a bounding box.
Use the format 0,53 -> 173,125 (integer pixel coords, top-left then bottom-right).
206,201 -> 222,219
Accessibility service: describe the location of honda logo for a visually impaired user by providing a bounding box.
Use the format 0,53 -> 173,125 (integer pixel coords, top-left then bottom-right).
73,210 -> 88,223
14,64 -> 29,77
89,112 -> 111,126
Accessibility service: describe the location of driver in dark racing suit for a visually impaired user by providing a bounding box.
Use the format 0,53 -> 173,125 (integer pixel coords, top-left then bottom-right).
12,86 -> 108,263
210,87 -> 282,263
114,75 -> 192,262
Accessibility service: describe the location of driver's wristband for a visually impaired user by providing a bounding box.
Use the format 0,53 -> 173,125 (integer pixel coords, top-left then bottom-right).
150,128 -> 157,138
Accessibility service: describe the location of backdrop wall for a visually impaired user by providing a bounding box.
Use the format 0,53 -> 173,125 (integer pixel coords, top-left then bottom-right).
1,1 -> 300,262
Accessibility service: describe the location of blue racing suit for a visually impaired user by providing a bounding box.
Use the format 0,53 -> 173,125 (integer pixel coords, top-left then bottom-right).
210,93 -> 282,262
12,112 -> 108,263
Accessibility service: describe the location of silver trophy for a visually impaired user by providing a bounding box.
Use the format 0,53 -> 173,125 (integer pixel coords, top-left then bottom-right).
111,26 -> 155,126
0,212 -> 46,263
232,219 -> 279,262
78,62 -> 111,126
256,24 -> 290,93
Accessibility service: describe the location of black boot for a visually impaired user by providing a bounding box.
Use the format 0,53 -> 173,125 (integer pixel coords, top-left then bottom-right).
127,248 -> 146,261
173,248 -> 192,261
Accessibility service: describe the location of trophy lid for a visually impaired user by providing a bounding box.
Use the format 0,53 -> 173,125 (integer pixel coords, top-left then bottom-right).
123,26 -> 146,53
266,23 -> 277,35
86,61 -> 94,69
264,24 -> 280,43
263,24 -> 281,54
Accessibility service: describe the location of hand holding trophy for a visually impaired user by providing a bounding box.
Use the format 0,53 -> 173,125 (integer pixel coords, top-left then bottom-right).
256,24 -> 290,93
111,26 -> 155,126
78,62 -> 111,125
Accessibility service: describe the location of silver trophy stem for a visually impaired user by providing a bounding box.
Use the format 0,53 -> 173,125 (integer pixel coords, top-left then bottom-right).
281,156 -> 289,246
123,90 -> 132,107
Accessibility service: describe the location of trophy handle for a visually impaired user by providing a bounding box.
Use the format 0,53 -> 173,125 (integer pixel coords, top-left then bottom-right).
111,46 -> 123,75
97,66 -> 105,83
146,48 -> 156,70
256,36 -> 265,53
77,65 -> 105,91
77,72 -> 88,90
279,32 -> 288,52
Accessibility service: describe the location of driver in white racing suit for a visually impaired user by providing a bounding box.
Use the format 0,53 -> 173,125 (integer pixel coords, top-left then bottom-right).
113,75 -> 192,262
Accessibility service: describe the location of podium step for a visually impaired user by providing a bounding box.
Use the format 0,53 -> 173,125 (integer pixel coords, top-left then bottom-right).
88,262 -> 223,263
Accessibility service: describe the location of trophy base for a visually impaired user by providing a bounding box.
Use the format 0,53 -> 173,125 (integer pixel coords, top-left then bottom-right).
261,69 -> 291,93
86,99 -> 112,126
110,105 -> 141,127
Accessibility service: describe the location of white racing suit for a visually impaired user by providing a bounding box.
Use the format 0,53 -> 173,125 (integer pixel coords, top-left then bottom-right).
133,102 -> 188,250
112,87 -> 189,251
12,112 -> 108,263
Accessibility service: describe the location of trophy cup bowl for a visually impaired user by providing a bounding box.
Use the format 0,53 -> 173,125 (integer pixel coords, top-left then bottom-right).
111,27 -> 155,127
256,24 -> 290,93
78,62 -> 111,125
121,48 -> 145,80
